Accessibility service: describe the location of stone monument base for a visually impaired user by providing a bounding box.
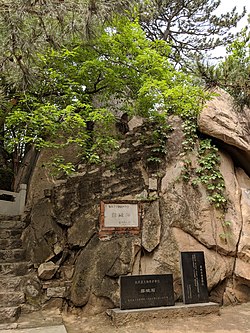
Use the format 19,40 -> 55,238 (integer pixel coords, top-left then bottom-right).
107,302 -> 220,326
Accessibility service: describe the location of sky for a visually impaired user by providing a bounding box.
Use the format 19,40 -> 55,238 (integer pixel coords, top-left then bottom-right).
216,0 -> 250,16
211,0 -> 250,58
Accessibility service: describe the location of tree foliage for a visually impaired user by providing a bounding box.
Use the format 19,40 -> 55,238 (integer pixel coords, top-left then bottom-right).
218,29 -> 250,109
0,0 -> 246,89
0,17 -> 208,188
2,0 -> 244,190
193,27 -> 250,109
138,0 -> 246,62
0,0 -> 132,89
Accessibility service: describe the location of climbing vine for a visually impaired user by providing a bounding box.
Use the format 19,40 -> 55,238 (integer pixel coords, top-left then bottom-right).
193,139 -> 227,210
181,116 -> 227,211
181,115 -> 198,182
146,119 -> 172,167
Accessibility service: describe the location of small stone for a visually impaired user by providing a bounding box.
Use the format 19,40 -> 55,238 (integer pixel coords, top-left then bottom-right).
102,170 -> 114,177
132,141 -> 141,147
38,261 -> 59,280
47,286 -> 66,298
42,298 -> 63,310
60,265 -> 74,280
136,190 -> 148,200
54,243 -> 63,255
148,178 -> 158,191
119,148 -> 129,154
128,116 -> 143,131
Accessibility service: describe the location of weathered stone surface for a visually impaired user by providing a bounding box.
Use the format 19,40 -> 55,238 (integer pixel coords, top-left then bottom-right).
198,88 -> 250,152
173,228 -> 234,290
0,248 -> 25,263
67,206 -> 98,247
223,277 -> 250,305
47,286 -> 66,298
38,262 -> 59,280
234,259 -> 250,283
23,277 -> 42,306
70,235 -> 139,307
25,145 -> 81,206
0,276 -> 23,292
60,265 -> 74,280
22,198 -> 65,265
160,150 -> 242,256
0,306 -> 21,324
82,293 -> 114,315
198,88 -> 250,177
142,201 -> 161,252
0,262 -> 29,276
236,185 -> 250,261
128,116 -> 143,131
0,291 -> 25,306
22,94 -> 250,311
148,178 -> 158,191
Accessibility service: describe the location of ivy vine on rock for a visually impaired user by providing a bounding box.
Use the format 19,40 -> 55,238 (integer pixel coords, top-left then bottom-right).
193,139 -> 227,210
181,115 -> 227,211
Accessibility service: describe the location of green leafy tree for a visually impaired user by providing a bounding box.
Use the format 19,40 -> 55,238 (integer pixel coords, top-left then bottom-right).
1,17 -> 207,188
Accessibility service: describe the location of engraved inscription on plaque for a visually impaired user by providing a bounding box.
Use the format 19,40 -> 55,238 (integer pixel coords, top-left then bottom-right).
120,274 -> 175,310
104,203 -> 139,228
180,251 -> 209,304
99,201 -> 141,237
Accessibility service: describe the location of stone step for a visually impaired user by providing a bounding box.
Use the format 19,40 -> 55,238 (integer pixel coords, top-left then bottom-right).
0,238 -> 22,250
0,215 -> 21,221
0,276 -> 23,292
108,302 -> 220,327
0,306 -> 21,324
0,291 -> 25,307
0,229 -> 23,239
0,262 -> 30,276
0,249 -> 26,263
0,220 -> 26,229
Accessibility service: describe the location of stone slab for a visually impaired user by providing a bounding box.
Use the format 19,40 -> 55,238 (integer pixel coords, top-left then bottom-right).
107,302 -> 220,326
0,325 -> 67,333
180,251 -> 209,304
120,274 -> 175,310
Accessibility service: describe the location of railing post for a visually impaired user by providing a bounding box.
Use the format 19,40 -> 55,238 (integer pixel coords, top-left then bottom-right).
18,184 -> 27,215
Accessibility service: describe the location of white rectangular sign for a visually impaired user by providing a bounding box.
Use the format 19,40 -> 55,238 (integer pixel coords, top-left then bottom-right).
104,203 -> 139,228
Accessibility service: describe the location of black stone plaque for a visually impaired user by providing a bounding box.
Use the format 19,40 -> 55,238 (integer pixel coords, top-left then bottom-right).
120,274 -> 175,310
180,251 -> 209,304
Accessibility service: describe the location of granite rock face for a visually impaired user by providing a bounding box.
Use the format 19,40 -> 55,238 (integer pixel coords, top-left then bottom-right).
23,89 -> 250,311
198,89 -> 250,151
198,88 -> 250,176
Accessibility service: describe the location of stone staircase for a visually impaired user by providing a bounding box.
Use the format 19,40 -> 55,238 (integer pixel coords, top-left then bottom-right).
0,216 -> 29,324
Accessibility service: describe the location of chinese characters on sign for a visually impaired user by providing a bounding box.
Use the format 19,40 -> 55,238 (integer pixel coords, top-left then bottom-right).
99,201 -> 141,237
104,203 -> 139,228
180,251 -> 209,304
120,274 -> 175,310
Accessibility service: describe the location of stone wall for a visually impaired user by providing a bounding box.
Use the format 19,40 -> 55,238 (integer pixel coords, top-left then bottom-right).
22,89 -> 250,312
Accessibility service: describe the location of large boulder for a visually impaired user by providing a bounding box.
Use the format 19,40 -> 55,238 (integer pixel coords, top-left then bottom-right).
22,198 -> 65,266
198,88 -> 250,176
23,89 -> 250,311
198,88 -> 250,152
70,235 -> 140,307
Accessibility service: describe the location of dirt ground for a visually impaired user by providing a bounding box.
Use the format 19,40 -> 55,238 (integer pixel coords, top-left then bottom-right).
62,303 -> 250,333
2,303 -> 250,333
